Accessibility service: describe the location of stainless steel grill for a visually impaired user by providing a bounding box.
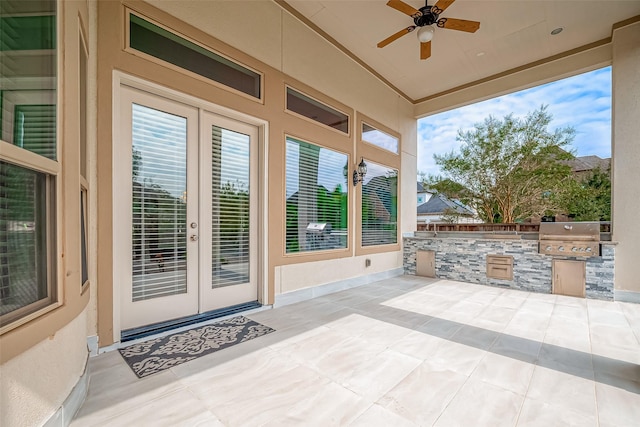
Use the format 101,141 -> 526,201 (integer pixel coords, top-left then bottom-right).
538,222 -> 600,257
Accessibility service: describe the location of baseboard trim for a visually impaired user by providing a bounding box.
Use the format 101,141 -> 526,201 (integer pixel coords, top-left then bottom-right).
274,267 -> 404,307
615,289 -> 640,304
43,356 -> 89,427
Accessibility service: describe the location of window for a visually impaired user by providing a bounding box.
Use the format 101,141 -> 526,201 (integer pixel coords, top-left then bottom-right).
362,122 -> 399,154
0,162 -> 56,325
79,23 -> 89,289
0,0 -> 58,327
79,27 -> 88,179
285,137 -> 348,253
286,87 -> 349,134
361,161 -> 398,246
128,13 -> 261,99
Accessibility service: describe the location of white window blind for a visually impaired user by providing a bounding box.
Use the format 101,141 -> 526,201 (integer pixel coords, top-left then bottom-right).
362,161 -> 398,246
211,125 -> 250,288
285,137 -> 348,253
13,105 -> 57,160
131,103 -> 187,302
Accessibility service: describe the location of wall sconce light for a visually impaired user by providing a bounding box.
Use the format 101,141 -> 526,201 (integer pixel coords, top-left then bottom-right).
353,158 -> 367,186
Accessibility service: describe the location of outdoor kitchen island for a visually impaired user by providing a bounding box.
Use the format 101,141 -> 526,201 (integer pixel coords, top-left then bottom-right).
403,228 -> 616,300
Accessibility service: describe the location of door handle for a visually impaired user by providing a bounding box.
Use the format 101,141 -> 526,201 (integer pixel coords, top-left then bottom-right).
190,234 -> 198,242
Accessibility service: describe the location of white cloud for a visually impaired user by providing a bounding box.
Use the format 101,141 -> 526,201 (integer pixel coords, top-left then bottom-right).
418,67 -> 612,176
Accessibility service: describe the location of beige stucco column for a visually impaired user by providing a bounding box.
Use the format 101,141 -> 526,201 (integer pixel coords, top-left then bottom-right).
611,20 -> 640,302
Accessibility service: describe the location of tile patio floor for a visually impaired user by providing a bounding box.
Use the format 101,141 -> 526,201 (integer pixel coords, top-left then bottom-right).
72,276 -> 640,426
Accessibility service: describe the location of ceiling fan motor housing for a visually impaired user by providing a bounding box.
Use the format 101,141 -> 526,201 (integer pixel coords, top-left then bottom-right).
414,6 -> 439,27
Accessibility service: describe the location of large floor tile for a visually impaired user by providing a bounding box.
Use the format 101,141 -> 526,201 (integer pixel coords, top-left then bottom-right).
73,367 -> 183,425
205,365 -> 329,426
451,324 -> 500,351
349,404 -> 417,426
263,381 -> 370,426
516,398 -> 597,427
489,333 -> 542,363
267,325 -> 353,365
378,362 -> 467,426
536,342 -> 594,379
313,335 -> 390,381
474,306 -> 517,331
72,389 -> 223,427
389,329 -> 448,360
526,366 -> 597,419
471,352 -> 535,395
434,377 -> 523,427
428,339 -> 487,376
595,373 -> 640,426
339,349 -> 422,401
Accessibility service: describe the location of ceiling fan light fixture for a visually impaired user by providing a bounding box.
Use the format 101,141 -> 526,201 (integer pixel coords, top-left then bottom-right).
417,25 -> 435,42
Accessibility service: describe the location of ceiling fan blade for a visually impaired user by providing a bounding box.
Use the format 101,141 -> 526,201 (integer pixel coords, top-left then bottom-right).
386,0 -> 422,18
420,41 -> 432,60
431,0 -> 456,15
377,26 -> 416,48
437,17 -> 480,33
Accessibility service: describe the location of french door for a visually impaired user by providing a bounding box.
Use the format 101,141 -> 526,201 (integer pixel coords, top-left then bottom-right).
117,86 -> 258,331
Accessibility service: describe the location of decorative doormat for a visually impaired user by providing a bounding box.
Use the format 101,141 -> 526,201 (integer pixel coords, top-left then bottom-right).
119,316 -> 275,378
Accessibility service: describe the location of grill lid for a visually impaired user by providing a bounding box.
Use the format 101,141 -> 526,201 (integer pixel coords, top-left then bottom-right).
539,221 -> 600,241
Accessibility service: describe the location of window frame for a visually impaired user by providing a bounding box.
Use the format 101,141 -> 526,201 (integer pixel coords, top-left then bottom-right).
0,2 -> 62,333
124,9 -> 264,104
355,113 -> 401,255
283,134 -> 351,258
0,161 -> 58,329
79,16 -> 90,293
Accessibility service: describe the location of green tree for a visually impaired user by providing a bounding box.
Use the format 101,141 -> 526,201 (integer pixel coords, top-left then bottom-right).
423,106 -> 575,223
563,166 -> 611,221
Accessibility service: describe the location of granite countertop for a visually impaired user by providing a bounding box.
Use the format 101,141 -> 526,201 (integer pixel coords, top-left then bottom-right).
404,232 -> 617,244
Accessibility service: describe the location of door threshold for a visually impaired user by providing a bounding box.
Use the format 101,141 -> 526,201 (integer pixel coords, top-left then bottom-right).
121,301 -> 262,342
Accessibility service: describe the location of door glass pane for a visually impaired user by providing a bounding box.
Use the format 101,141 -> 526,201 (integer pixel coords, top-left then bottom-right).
211,126 -> 250,288
131,104 -> 187,302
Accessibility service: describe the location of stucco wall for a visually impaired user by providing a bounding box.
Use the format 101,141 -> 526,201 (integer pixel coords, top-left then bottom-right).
108,0 -> 417,301
612,21 -> 640,298
276,252 -> 403,294
0,309 -> 88,427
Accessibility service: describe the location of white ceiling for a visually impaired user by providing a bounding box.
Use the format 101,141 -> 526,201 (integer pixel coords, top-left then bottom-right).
284,0 -> 640,102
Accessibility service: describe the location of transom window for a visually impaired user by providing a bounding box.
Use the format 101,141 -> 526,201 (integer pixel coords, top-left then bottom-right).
128,13 -> 262,100
362,122 -> 399,154
286,87 -> 349,134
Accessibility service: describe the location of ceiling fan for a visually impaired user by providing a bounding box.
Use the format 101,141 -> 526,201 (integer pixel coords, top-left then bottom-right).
377,0 -> 480,60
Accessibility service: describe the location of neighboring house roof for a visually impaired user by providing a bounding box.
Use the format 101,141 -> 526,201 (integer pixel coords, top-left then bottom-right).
363,176 -> 396,218
286,185 -> 330,203
417,193 -> 475,216
568,155 -> 610,173
416,182 -> 435,193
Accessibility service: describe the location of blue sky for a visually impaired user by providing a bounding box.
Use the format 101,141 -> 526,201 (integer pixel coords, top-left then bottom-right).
417,66 -> 612,177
